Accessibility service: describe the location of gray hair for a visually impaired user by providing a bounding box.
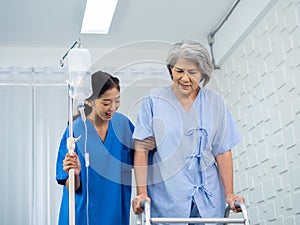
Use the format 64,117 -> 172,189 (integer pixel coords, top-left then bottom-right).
166,40 -> 213,86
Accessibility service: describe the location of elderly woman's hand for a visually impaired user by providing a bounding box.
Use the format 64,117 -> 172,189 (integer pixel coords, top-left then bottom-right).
225,193 -> 245,213
132,194 -> 151,214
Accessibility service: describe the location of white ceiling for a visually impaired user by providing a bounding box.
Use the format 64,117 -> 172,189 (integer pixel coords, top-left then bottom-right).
0,0 -> 238,49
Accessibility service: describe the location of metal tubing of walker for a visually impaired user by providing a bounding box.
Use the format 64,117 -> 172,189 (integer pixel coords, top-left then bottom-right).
151,217 -> 245,224
139,200 -> 250,225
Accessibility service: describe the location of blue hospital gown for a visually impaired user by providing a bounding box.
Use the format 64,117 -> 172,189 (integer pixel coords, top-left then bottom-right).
133,86 -> 241,225
56,112 -> 134,225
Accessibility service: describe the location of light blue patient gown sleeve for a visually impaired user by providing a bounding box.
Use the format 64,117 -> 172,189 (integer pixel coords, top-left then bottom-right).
133,93 -> 154,140
207,89 -> 241,156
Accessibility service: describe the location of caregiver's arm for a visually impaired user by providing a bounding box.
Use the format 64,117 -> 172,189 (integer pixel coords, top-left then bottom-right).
216,150 -> 245,213
132,139 -> 151,214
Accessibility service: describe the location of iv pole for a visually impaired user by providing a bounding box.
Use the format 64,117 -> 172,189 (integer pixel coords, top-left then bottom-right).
67,92 -> 76,225
60,39 -> 81,225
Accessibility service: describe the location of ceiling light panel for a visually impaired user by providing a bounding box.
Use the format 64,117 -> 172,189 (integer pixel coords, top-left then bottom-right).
81,0 -> 118,34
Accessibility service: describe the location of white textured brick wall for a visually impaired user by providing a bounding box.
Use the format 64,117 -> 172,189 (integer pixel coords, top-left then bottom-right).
213,0 -> 300,224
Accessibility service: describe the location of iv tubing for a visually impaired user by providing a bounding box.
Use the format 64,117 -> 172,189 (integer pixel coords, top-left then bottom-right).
79,106 -> 90,225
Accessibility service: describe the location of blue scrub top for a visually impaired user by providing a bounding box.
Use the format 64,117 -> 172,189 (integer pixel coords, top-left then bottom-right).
133,86 -> 241,225
56,112 -> 134,225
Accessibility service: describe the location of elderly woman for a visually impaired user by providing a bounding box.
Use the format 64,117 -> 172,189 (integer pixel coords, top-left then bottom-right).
132,40 -> 245,225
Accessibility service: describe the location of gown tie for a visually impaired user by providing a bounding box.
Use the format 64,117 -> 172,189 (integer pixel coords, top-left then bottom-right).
184,126 -> 211,171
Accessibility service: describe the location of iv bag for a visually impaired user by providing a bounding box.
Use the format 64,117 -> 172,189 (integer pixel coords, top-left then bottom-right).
68,48 -> 92,106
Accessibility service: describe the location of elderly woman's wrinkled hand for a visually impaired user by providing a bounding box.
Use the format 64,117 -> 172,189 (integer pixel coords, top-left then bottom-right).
225,193 -> 245,213
132,194 -> 151,214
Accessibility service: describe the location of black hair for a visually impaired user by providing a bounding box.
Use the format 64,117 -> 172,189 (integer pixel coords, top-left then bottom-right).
72,70 -> 120,121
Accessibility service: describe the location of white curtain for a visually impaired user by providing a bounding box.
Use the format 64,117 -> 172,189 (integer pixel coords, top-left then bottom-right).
0,66 -> 68,225
0,64 -> 170,225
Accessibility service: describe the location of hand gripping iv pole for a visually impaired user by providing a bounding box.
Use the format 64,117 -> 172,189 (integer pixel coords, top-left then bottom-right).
60,40 -> 92,225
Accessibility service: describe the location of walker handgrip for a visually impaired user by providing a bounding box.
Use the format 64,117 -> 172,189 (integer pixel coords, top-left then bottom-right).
224,200 -> 250,225
225,200 -> 241,215
140,200 -> 146,209
139,200 -> 151,225
234,200 -> 242,209
136,200 -> 147,225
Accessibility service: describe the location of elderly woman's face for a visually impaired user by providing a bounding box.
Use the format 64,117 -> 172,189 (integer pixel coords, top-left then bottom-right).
171,58 -> 202,96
